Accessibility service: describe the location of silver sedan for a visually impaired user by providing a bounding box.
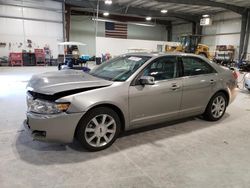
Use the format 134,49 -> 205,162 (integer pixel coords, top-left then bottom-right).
24,53 -> 238,151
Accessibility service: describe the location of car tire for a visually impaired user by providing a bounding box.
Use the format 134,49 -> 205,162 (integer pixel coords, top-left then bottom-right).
76,107 -> 121,151
203,92 -> 227,121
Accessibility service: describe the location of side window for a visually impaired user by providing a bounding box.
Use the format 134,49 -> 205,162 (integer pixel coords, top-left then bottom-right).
143,56 -> 178,81
182,57 -> 216,76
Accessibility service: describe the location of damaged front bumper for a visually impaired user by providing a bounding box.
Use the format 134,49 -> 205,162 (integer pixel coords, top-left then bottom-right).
23,112 -> 84,143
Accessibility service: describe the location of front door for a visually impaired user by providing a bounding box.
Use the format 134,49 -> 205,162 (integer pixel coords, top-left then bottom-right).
128,56 -> 182,127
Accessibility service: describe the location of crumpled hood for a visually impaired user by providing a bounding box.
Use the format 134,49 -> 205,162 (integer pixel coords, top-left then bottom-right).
27,70 -> 113,95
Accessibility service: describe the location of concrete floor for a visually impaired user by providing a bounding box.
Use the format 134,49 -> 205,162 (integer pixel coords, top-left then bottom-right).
0,66 -> 250,188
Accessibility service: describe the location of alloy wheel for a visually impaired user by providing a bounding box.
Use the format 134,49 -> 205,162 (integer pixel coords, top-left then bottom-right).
84,114 -> 116,148
211,96 -> 226,118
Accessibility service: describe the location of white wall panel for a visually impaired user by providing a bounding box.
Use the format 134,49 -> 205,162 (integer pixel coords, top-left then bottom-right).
0,5 -> 23,17
23,21 -> 63,37
0,0 -> 63,58
202,19 -> 241,35
0,18 -> 24,35
23,0 -> 62,9
0,0 -> 62,9
201,12 -> 242,59
0,4 -> 62,21
22,8 -> 62,21
212,12 -> 241,21
202,34 -> 240,51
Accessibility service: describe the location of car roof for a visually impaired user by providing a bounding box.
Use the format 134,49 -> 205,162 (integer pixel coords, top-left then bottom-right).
124,52 -> 204,59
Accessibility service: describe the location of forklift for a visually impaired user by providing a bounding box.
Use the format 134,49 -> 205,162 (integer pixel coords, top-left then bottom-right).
165,35 -> 211,59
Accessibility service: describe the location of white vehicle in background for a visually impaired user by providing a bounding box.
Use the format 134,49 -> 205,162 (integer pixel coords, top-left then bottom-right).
244,73 -> 250,91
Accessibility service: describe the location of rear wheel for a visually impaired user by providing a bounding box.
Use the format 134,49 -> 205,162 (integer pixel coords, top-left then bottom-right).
76,107 -> 121,151
203,92 -> 227,121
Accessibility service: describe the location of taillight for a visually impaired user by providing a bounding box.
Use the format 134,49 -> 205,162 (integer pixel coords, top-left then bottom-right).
229,67 -> 238,79
232,71 -> 238,79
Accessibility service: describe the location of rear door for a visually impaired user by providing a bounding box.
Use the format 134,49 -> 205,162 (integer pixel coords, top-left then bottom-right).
128,56 -> 183,127
180,56 -> 218,117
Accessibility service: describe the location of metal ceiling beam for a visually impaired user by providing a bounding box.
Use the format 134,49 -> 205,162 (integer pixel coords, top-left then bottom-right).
156,0 -> 247,15
63,0 -> 200,22
71,8 -> 172,25
124,6 -> 200,22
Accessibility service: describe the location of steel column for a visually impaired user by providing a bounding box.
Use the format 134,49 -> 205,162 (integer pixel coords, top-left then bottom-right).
166,24 -> 172,41
239,12 -> 248,60
62,1 -> 66,42
241,10 -> 250,60
65,4 -> 71,42
192,22 -> 196,35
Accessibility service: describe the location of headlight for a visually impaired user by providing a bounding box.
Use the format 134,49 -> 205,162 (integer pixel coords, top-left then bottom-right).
27,96 -> 70,114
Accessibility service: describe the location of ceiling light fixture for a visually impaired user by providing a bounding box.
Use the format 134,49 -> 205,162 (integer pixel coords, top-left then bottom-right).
105,0 -> 112,5
133,22 -> 155,27
146,17 -> 152,21
202,14 -> 210,18
103,12 -> 110,16
91,18 -> 156,27
161,9 -> 168,14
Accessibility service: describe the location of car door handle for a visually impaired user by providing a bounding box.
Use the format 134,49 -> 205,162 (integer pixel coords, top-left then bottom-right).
171,84 -> 181,90
210,79 -> 216,84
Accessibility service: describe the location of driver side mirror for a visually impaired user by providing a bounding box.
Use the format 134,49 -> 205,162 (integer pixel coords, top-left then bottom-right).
139,76 -> 155,85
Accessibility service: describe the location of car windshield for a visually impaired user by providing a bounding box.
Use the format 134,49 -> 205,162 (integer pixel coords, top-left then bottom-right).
89,55 -> 151,81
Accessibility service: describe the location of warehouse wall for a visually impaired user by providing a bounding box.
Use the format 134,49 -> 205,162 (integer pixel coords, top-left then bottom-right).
70,15 -> 168,56
128,24 -> 168,41
172,23 -> 193,42
201,12 -> 242,59
70,16 -> 104,57
96,37 -> 178,57
0,0 -> 63,58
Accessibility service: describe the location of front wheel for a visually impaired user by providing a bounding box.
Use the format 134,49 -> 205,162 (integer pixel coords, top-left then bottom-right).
203,92 -> 227,121
76,107 -> 121,151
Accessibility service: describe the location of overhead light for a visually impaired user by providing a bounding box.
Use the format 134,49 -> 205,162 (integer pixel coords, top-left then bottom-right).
91,18 -> 155,27
133,22 -> 155,27
105,0 -> 112,5
103,12 -> 109,16
202,14 -> 210,18
146,17 -> 152,21
161,9 -> 168,14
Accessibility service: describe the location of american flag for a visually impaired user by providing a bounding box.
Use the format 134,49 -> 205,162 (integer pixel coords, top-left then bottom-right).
105,22 -> 127,39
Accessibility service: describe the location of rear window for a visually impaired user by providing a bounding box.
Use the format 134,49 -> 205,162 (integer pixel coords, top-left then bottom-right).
182,57 -> 216,76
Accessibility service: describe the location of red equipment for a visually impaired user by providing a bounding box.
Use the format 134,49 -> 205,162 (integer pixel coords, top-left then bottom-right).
9,53 -> 23,66
34,49 -> 46,66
